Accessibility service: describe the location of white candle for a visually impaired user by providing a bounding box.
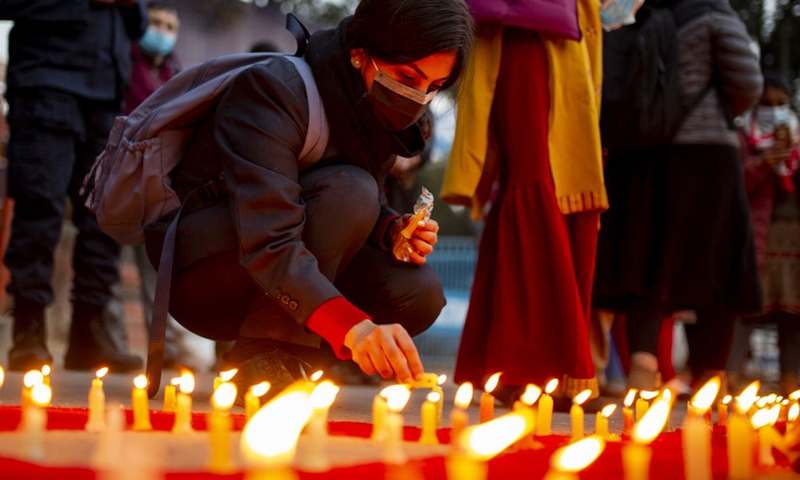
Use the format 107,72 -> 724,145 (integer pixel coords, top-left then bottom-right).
434,374 -> 446,428
682,377 -> 719,480
208,382 -> 237,473
245,381 -> 271,421
570,390 -> 591,442
383,385 -> 410,465
728,382 -> 759,480
172,372 -> 195,434
86,367 -> 108,432
371,392 -> 388,441
624,400 -> 670,480
24,383 -> 51,461
450,382 -> 473,443
419,391 -> 440,445
479,373 -> 501,424
131,374 -> 152,431
297,380 -> 339,472
544,436 -> 606,480
537,379 -> 558,436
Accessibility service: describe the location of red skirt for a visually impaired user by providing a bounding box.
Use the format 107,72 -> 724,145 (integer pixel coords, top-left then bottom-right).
454,28 -> 598,397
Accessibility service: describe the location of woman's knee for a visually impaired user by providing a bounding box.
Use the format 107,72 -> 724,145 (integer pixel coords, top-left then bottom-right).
396,266 -> 447,337
304,165 -> 379,231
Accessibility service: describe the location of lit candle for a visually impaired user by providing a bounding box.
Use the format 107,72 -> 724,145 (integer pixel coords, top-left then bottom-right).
636,390 -> 657,422
420,391 -> 441,445
245,381 -> 271,421
683,377 -> 719,480
570,389 -> 592,442
595,404 -> 617,440
21,370 -> 44,416
383,385 -> 411,465
0,365 -> 4,390
162,377 -> 179,413
371,388 -> 389,441
480,372 -> 501,423
543,436 -> 606,480
537,378 -> 559,436
131,374 -> 152,431
240,389 -> 314,472
41,365 -> 51,386
297,380 -> 339,472
787,402 -> 800,437
447,408 -> 537,480
214,368 -> 238,392
728,381 -> 760,480
512,384 -> 542,450
86,367 -> 108,432
24,383 -> 51,461
434,374 -> 446,428
623,389 -> 636,437
90,404 -> 125,469
753,404 -> 783,466
623,400 -> 669,480
450,382 -> 473,443
172,372 -> 195,434
717,394 -> 731,427
208,381 -> 237,473
404,372 -> 440,389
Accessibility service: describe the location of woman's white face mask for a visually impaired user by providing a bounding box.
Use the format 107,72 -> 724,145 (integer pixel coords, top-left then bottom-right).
755,105 -> 792,130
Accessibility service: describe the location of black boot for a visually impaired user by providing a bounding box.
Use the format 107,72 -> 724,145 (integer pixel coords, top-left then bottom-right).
63,301 -> 143,373
8,298 -> 53,371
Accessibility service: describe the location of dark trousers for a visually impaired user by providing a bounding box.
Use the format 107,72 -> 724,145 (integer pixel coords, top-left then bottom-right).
160,165 -> 445,360
5,89 -> 121,307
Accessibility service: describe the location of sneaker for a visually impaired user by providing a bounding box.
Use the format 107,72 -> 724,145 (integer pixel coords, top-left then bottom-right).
224,348 -> 307,407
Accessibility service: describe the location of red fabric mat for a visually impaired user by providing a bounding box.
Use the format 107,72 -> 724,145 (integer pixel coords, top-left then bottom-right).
0,407 -> 794,479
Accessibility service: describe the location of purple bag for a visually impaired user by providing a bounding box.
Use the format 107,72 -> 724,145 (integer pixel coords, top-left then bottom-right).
465,0 -> 581,41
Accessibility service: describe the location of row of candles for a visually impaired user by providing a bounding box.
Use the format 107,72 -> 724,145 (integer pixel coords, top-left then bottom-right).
3,364 -> 800,479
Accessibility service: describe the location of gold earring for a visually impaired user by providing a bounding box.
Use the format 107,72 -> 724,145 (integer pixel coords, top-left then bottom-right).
352,59 -> 361,68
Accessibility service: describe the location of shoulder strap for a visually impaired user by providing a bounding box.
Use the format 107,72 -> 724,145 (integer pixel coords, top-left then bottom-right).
285,55 -> 330,170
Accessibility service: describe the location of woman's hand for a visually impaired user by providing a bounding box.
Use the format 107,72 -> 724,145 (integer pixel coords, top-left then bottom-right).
764,145 -> 791,168
390,215 -> 439,264
344,320 -> 425,383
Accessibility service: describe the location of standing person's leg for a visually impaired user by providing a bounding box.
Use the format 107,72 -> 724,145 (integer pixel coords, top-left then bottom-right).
4,90 -> 75,371
625,298 -> 666,390
685,305 -> 737,388
776,312 -> 800,394
726,315 -> 758,392
63,100 -> 141,373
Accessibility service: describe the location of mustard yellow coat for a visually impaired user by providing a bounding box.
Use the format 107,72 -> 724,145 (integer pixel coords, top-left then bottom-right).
440,0 -> 608,220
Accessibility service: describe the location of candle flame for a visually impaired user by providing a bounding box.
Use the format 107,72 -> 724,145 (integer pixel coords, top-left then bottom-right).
310,380 -> 339,409
240,390 -> 313,466
484,373 -> 501,394
213,382 -> 237,410
133,374 -> 148,390
427,391 -> 442,403
180,372 -> 195,394
95,367 -> 108,379
722,395 -> 732,405
789,389 -> 800,401
310,370 -> 324,382
751,408 -> 775,429
545,379 -> 559,395
219,369 -> 238,382
41,365 -> 51,376
639,390 -> 659,401
756,397 -> 769,409
633,400 -> 670,444
781,399 -> 789,406
601,404 -> 617,418
438,374 -> 447,385
0,366 -> 4,390
251,381 -> 271,398
662,389 -> 673,404
550,436 -> 606,472
455,382 -> 473,409
573,389 -> 592,405
690,376 -> 720,413
171,377 -> 182,386
765,393 -> 778,405
789,403 -> 799,422
521,384 -> 542,406
624,389 -> 637,407
459,409 -> 536,460
31,383 -> 51,407
383,385 -> 411,412
23,370 -> 44,388
777,396 -> 784,403
736,381 -> 760,413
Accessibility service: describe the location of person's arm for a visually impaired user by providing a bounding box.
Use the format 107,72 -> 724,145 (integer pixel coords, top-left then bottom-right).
118,0 -> 147,41
711,11 -> 764,117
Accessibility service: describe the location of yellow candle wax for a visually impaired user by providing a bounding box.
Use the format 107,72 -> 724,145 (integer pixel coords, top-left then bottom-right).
682,414 -> 711,480
717,395 -> 731,427
208,382 -> 236,473
24,383 -> 51,461
162,381 -> 177,413
636,397 -> 649,422
86,368 -> 108,432
419,391 -> 440,445
445,452 -> 488,480
570,390 -> 591,442
727,413 -> 754,479
131,374 -> 152,431
245,381 -> 270,421
172,373 -> 195,434
479,373 -> 501,424
622,442 -> 652,480
623,389 -> 637,437
433,376 -> 446,428
450,382 -> 473,442
371,394 -> 388,441
537,379 -> 558,436
384,409 -> 408,464
595,411 -> 608,438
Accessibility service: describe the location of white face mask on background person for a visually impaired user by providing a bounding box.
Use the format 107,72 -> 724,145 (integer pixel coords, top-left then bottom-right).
755,105 -> 792,129
138,26 -> 177,58
600,0 -> 645,31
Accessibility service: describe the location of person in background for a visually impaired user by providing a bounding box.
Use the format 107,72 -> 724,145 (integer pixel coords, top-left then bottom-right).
442,0 -> 607,405
592,0 -> 763,393
727,72 -> 800,396
0,0 -> 147,372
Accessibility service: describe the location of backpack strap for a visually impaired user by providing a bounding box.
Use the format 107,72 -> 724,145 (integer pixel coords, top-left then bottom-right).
285,55 -> 330,170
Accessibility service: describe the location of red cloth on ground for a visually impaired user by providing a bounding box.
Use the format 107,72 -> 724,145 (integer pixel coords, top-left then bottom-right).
453,28 -> 597,390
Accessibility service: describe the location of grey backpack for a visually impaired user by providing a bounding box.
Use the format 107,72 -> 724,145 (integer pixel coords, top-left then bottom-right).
83,53 -> 329,245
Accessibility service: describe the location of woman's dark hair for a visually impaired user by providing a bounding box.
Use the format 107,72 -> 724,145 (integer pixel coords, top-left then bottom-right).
147,1 -> 179,16
763,71 -> 793,96
343,0 -> 474,90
